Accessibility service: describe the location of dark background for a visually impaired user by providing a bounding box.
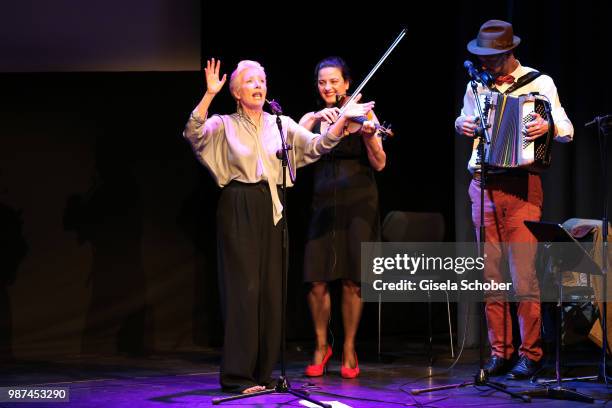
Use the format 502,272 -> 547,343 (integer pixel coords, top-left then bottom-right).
0,1 -> 610,359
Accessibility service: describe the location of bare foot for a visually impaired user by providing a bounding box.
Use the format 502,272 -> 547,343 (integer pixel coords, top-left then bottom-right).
242,385 -> 265,394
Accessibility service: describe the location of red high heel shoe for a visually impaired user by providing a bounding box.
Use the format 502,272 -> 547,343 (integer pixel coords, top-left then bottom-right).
340,352 -> 360,379
305,345 -> 332,377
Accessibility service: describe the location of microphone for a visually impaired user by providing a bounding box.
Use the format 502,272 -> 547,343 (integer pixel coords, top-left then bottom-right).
463,60 -> 494,88
266,99 -> 283,115
464,60 -> 480,82
585,114 -> 611,127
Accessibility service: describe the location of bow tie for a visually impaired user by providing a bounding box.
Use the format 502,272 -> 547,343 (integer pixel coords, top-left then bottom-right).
495,74 -> 515,85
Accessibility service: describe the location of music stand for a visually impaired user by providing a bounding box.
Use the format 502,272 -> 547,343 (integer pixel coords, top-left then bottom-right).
522,220 -> 600,402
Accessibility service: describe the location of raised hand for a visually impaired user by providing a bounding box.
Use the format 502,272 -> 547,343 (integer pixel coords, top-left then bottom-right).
205,58 -> 227,95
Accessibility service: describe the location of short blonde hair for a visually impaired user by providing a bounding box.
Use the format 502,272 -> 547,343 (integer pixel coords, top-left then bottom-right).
229,60 -> 265,99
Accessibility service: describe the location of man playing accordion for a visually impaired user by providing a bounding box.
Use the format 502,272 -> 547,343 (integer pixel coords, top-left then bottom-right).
455,19 -> 573,379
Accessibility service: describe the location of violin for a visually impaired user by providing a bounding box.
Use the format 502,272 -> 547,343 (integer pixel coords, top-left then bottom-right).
335,94 -> 394,140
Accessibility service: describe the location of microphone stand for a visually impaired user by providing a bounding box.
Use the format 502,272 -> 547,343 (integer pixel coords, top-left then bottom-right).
588,115 -> 611,383
213,100 -> 330,408
412,76 -> 530,402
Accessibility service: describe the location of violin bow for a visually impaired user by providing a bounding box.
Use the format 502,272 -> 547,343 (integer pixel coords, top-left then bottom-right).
338,28 -> 406,116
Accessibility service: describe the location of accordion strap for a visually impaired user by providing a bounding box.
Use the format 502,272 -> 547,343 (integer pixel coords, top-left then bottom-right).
501,71 -> 542,94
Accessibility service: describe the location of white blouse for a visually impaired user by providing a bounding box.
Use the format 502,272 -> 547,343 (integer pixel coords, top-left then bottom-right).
183,107 -> 342,224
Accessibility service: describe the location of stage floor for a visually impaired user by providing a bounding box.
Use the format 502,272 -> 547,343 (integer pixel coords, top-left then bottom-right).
1,342 -> 611,407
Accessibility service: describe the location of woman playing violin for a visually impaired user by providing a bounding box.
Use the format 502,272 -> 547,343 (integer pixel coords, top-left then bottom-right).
300,56 -> 387,379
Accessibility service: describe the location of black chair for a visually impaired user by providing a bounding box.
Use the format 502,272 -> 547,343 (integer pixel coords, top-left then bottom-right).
380,211 -> 453,364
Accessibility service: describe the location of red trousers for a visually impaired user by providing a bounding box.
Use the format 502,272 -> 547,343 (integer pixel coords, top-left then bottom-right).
469,172 -> 543,361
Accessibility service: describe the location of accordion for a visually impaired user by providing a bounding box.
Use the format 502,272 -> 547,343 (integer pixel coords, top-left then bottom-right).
477,92 -> 554,171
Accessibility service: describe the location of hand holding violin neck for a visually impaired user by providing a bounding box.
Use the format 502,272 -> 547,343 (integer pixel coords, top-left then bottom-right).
350,116 -> 394,139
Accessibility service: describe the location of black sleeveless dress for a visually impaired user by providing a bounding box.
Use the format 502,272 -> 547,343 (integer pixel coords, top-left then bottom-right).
303,123 -> 381,283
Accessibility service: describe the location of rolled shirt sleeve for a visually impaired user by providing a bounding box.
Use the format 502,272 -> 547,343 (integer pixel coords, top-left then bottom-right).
537,76 -> 574,142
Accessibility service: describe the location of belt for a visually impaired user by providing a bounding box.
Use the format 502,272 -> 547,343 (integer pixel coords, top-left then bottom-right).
225,180 -> 281,189
473,169 -> 533,180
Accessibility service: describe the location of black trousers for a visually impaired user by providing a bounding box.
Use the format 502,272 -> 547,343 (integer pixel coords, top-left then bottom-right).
217,181 -> 283,392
